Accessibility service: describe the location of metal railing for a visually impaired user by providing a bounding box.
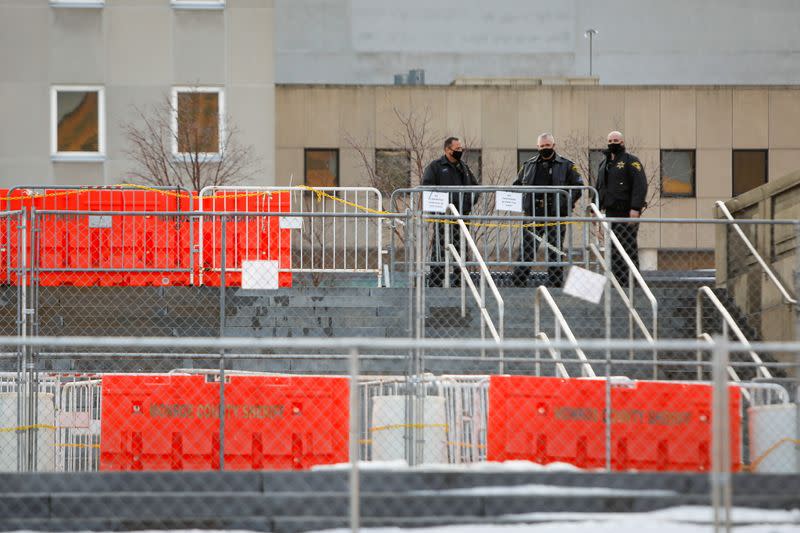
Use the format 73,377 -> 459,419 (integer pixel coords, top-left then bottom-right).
696,286 -> 772,381
534,332 -> 570,378
533,286 -> 595,378
716,200 -> 797,306
390,185 -> 600,276
588,203 -> 658,350
444,204 -> 504,366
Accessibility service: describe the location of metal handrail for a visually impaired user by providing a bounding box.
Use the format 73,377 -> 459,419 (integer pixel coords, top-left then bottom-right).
535,332 -> 570,378
715,200 -> 797,306
696,286 -> 772,380
534,286 -> 596,378
444,204 -> 505,368
588,203 -> 658,342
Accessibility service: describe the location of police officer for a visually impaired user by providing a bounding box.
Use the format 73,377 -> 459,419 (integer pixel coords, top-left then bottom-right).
512,133 -> 583,287
422,136 -> 480,287
596,130 -> 648,286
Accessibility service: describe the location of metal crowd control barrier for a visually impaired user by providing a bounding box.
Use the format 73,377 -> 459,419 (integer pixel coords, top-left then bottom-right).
199,186 -> 384,286
389,185 -> 599,282
5,185 -> 194,286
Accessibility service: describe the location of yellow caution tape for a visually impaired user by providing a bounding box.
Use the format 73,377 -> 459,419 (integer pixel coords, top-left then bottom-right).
55,442 -> 101,449
0,183 -> 583,230
746,437 -> 800,472
369,423 -> 449,433
0,423 -> 57,432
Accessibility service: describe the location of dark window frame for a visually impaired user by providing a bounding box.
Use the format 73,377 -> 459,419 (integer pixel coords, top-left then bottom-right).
732,149 -> 768,197
660,149 -> 696,198
303,148 -> 340,188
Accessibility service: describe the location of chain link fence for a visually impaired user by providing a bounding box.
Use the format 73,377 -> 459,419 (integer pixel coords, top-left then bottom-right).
0,336 -> 798,531
0,185 -> 798,530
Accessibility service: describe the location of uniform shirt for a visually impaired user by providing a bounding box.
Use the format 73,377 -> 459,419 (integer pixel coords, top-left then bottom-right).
533,158 -> 554,186
597,150 -> 648,212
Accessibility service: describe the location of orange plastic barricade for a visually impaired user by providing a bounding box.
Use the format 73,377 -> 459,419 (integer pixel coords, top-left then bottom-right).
100,374 -> 348,471
487,376 -> 741,472
0,189 -> 24,284
200,190 -> 292,287
27,188 -> 193,286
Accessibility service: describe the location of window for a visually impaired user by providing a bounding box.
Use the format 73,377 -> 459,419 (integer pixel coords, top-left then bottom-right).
50,86 -> 105,160
588,149 -> 606,186
171,0 -> 225,8
733,150 -> 768,196
661,150 -> 696,197
50,0 -> 104,7
375,149 -> 410,189
464,149 -> 482,182
305,149 -> 339,187
171,87 -> 224,157
517,149 -> 537,172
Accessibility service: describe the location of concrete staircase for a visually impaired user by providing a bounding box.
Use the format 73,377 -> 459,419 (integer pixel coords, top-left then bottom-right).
0,279 -> 773,378
0,470 -> 797,532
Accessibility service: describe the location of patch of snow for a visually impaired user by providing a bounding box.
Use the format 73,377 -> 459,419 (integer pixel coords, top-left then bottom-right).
413,483 -> 676,497
311,460 -> 585,472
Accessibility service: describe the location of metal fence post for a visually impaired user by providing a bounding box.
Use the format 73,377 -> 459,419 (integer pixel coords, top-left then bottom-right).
711,336 -> 732,533
219,214 -> 227,471
603,219 -> 612,471
349,346 -> 360,533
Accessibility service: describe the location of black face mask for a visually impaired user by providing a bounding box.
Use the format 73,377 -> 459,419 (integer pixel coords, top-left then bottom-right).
450,150 -> 463,161
538,148 -> 555,159
607,143 -> 624,154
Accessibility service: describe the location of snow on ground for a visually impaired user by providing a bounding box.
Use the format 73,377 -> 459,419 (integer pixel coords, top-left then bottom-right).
412,483 -> 676,497
309,506 -> 800,533
311,460 -> 584,472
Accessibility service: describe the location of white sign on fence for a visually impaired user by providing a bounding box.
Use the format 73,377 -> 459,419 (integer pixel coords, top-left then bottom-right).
495,191 -> 523,213
242,260 -> 280,290
280,216 -> 303,229
563,265 -> 607,304
423,191 -> 448,213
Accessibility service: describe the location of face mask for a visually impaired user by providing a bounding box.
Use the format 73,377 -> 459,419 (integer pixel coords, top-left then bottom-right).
607,143 -> 623,154
538,148 -> 555,159
450,149 -> 463,161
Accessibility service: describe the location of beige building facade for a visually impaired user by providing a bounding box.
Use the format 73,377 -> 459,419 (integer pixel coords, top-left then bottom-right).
0,0 -> 275,188
277,84 -> 800,260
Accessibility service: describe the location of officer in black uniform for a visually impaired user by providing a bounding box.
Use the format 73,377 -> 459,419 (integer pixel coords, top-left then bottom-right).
422,136 -> 479,287
512,133 -> 583,287
596,130 -> 648,286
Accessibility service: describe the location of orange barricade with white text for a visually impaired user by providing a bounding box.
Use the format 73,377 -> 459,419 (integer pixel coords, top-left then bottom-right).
100,374 -> 349,471
487,376 -> 741,472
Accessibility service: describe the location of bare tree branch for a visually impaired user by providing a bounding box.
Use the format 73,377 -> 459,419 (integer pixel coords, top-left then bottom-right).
121,88 -> 260,192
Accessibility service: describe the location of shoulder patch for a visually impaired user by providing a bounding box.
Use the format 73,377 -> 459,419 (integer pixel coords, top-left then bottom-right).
571,164 -> 579,172
631,161 -> 642,171
616,161 -> 625,169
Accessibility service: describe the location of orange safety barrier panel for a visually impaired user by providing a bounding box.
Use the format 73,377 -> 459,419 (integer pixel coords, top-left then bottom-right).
200,191 -> 292,288
100,374 -> 348,471
0,189 -> 26,284
22,188 -> 192,286
487,376 -> 741,472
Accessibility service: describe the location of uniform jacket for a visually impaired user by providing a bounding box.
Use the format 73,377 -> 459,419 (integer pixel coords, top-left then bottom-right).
421,155 -> 480,213
512,154 -> 583,216
596,150 -> 648,212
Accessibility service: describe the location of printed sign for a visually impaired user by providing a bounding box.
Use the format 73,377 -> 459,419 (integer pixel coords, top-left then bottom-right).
423,191 -> 449,213
495,191 -> 523,212
280,216 -> 303,229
